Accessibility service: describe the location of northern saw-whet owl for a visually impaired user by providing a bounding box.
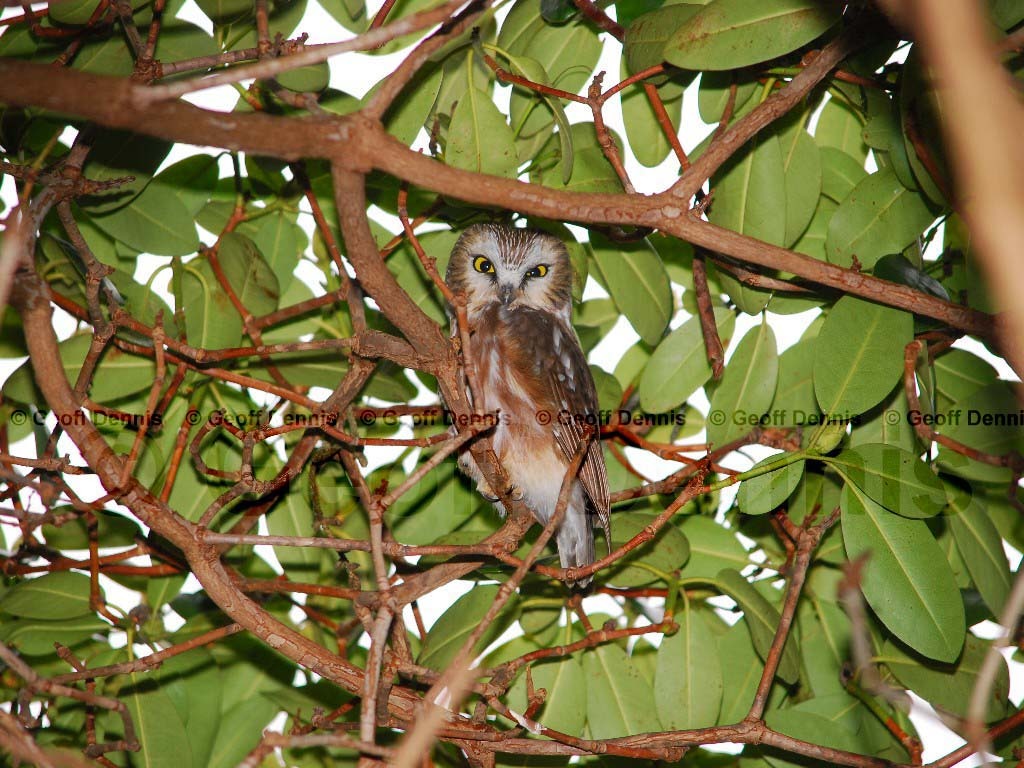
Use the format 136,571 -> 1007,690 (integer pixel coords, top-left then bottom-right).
445,223 -> 610,587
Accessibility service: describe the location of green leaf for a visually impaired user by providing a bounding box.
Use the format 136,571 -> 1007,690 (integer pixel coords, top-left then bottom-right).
946,482 -> 1012,616
677,516 -> 750,579
792,196 -> 837,262
716,568 -> 800,684
828,444 -> 947,519
500,2 -> 601,138
737,454 -> 805,515
218,233 -> 281,316
665,0 -> 841,71
880,635 -> 1009,722
931,348 -> 998,411
4,333 -> 156,405
532,122 -> 624,194
79,131 -> 172,214
126,681 -> 193,768
42,510 -> 141,549
697,71 -> 759,123
937,381 -> 1024,483
779,117 -> 821,246
708,321 -> 779,446
826,168 -> 937,270
156,650 -> 222,768
0,615 -> 108,655
766,707 -> 864,764
624,4 -> 702,74
499,54 -> 574,181
655,606 -> 722,729
583,644 -> 661,737
236,210 -> 302,291
815,98 -> 868,164
418,585 -> 519,670
196,0 -> 253,23
819,147 -> 867,204
91,181 -> 199,256
446,86 -> 519,178
506,656 -> 586,734
589,234 -> 672,346
716,619 -> 762,724
638,308 -> 736,414
709,134 -> 787,249
621,69 -> 684,168
180,259 -> 244,351
276,61 -> 331,93
207,696 -> 280,768
813,295 -> 911,416
602,511 -> 690,588
840,483 -> 965,662
151,154 -> 220,216
771,336 -> 817,423
0,571 -> 94,619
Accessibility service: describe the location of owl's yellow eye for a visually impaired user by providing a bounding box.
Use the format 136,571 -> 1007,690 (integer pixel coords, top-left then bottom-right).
473,256 -> 495,274
526,264 -> 548,279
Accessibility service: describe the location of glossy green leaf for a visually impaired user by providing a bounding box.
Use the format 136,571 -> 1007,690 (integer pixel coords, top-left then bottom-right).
840,483 -> 965,662
79,131 -> 172,214
218,233 -> 280,316
697,71 -> 758,123
624,4 -> 702,73
791,196 -> 837,262
532,122 -> 624,194
0,571 -> 94,619
880,635 -> 1009,722
180,259 -> 244,351
583,643 -> 662,737
716,568 -> 800,684
418,585 -> 519,670
276,61 -> 330,93
771,337 -> 817,423
779,117 -> 821,246
655,606 -> 722,729
677,516 -> 750,579
716,619 -> 763,724
826,169 -> 937,270
937,381 -> 1024,483
91,181 -> 199,256
447,86 -> 518,178
819,147 -> 867,204
737,454 -> 805,515
709,134 -> 787,249
931,349 -> 998,411
0,615 -> 109,655
605,512 -> 690,587
589,234 -> 672,346
621,70 -> 684,168
638,308 -> 736,413
150,154 -> 219,216
828,443 -> 947,519
506,656 -> 587,734
947,482 -> 1012,616
126,682 -> 193,768
42,510 -> 141,549
813,296 -> 911,416
664,0 -> 841,70
815,98 -> 868,164
708,321 -> 779,446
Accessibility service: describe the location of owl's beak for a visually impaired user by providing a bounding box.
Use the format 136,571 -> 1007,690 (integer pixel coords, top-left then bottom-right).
498,283 -> 515,306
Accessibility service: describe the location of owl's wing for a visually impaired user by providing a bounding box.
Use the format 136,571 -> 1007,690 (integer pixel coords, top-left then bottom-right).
549,321 -> 610,533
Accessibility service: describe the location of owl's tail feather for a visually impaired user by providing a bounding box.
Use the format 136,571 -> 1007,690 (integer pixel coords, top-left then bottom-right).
556,507 -> 596,589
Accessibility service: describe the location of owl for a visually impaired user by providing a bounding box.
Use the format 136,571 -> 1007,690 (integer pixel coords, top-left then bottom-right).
445,223 -> 610,587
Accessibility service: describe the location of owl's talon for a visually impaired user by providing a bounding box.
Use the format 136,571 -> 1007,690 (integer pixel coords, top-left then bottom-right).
509,485 -> 525,501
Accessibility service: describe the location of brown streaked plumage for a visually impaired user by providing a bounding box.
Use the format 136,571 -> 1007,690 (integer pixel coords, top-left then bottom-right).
445,223 -> 610,587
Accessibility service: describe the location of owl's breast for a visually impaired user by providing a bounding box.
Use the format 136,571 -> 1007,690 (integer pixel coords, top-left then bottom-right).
466,305 -> 563,455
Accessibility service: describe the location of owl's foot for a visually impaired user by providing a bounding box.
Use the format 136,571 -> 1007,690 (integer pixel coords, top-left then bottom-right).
476,480 -> 523,504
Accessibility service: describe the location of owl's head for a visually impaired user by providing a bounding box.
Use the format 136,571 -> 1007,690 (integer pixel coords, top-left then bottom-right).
445,223 -> 573,321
